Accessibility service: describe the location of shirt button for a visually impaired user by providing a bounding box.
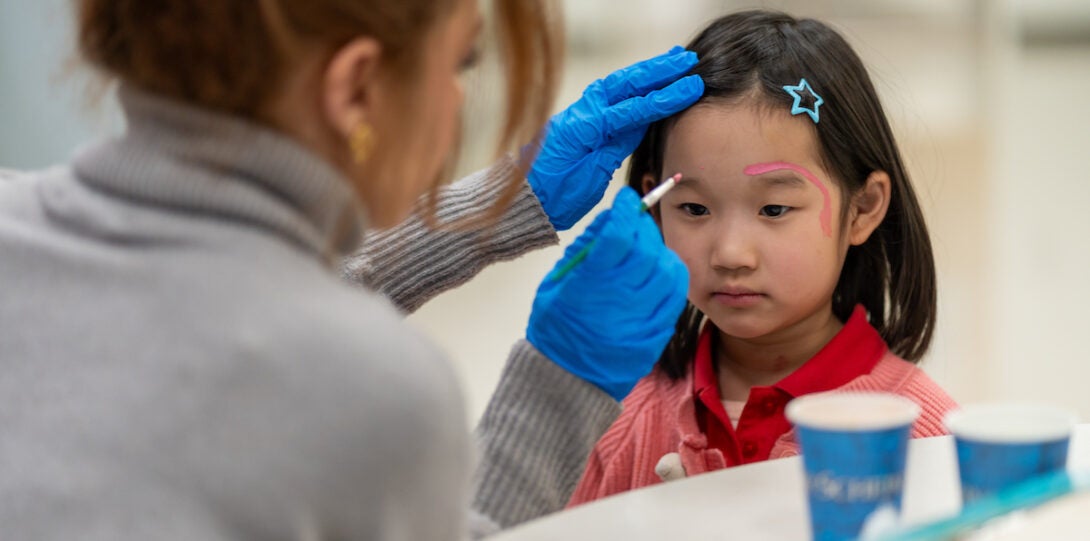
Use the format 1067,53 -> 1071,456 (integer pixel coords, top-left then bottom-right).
742,441 -> 758,458
762,398 -> 778,416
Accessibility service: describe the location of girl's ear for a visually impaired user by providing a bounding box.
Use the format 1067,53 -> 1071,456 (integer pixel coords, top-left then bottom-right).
640,173 -> 662,221
640,174 -> 657,196
848,171 -> 892,246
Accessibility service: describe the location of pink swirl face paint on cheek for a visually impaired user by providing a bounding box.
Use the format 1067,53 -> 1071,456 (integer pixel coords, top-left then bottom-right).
743,161 -> 833,237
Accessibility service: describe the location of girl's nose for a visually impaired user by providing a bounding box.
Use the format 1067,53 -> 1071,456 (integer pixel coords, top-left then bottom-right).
709,220 -> 758,272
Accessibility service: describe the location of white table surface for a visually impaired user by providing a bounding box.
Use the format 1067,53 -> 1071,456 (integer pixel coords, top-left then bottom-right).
493,425 -> 1090,540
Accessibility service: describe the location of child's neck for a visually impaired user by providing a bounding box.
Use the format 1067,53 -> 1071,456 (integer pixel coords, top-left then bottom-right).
714,310 -> 844,402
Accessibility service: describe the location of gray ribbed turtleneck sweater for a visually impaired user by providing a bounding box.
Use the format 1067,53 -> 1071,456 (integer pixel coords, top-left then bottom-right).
0,87 -> 620,540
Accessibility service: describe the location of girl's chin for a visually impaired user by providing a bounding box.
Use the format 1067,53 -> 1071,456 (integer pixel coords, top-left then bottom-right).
704,316 -> 776,341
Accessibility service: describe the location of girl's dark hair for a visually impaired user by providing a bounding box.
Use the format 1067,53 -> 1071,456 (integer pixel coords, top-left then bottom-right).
629,10 -> 936,378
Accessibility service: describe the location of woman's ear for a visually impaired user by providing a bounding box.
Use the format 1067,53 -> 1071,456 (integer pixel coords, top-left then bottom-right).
848,171 -> 892,246
321,37 -> 384,140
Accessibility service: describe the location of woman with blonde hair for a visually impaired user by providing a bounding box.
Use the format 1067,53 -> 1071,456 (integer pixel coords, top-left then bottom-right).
0,0 -> 701,538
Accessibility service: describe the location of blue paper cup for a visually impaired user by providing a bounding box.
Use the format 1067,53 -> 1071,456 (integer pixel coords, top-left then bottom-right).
786,392 -> 920,541
944,403 -> 1076,504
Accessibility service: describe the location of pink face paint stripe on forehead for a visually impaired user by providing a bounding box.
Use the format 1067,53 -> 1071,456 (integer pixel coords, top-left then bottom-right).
743,161 -> 833,237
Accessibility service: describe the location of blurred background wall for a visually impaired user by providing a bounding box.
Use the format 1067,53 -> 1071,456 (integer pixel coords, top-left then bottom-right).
3,0 -> 1088,426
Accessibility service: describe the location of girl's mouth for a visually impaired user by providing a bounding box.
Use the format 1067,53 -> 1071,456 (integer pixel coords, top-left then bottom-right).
712,287 -> 764,307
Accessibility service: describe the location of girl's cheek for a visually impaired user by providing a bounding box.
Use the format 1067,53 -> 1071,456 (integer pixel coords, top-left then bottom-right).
672,235 -> 706,268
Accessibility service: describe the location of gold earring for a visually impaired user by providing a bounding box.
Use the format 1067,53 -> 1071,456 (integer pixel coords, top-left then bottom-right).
349,122 -> 375,164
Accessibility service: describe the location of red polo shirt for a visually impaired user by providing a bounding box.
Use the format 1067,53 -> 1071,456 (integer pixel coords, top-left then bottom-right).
692,305 -> 887,466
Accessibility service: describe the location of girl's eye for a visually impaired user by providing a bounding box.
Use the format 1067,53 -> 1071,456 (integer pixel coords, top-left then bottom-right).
760,205 -> 791,218
679,203 -> 709,217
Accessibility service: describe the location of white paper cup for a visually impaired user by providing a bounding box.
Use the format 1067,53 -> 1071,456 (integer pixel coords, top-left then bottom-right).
786,392 -> 920,541
944,403 -> 1077,503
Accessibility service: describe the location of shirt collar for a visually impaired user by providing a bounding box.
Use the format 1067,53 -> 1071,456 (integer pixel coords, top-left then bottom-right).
776,305 -> 887,397
693,323 -> 719,404
693,305 -> 887,400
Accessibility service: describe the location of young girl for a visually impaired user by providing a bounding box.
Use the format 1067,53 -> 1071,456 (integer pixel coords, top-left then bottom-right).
568,9 -> 958,504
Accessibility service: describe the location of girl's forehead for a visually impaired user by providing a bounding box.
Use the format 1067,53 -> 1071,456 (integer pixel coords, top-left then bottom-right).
665,102 -> 824,170
662,102 -> 832,185
671,100 -> 819,151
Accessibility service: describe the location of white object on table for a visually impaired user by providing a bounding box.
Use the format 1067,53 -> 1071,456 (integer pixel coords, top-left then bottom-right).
492,425 -> 1090,540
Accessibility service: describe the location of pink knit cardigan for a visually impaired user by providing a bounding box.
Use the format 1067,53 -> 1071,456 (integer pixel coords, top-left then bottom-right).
567,351 -> 957,506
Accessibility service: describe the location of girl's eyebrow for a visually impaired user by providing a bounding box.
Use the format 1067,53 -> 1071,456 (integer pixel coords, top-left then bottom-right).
665,176 -> 712,193
753,174 -> 806,189
743,161 -> 822,183
672,176 -> 701,188
743,161 -> 833,236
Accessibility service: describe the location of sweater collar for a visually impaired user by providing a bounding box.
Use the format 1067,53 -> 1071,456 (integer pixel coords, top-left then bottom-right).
775,305 -> 888,397
72,85 -> 367,263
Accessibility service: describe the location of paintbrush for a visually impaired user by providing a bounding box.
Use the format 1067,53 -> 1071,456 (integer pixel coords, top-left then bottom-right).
547,173 -> 681,282
873,469 -> 1090,540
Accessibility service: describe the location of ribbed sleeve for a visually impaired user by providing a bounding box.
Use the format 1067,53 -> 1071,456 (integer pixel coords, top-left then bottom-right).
471,340 -> 622,530
566,368 -> 698,507
343,156 -> 559,313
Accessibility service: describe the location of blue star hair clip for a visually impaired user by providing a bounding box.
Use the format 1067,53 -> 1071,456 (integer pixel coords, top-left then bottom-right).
783,78 -> 824,123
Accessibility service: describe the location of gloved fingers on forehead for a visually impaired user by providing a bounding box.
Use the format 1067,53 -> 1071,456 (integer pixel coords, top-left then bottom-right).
597,47 -> 698,105
564,113 -> 611,153
599,125 -> 650,166
601,75 -> 704,135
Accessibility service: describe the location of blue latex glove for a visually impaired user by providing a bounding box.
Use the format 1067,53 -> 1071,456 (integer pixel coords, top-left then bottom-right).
526,187 -> 690,401
528,46 -> 704,231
